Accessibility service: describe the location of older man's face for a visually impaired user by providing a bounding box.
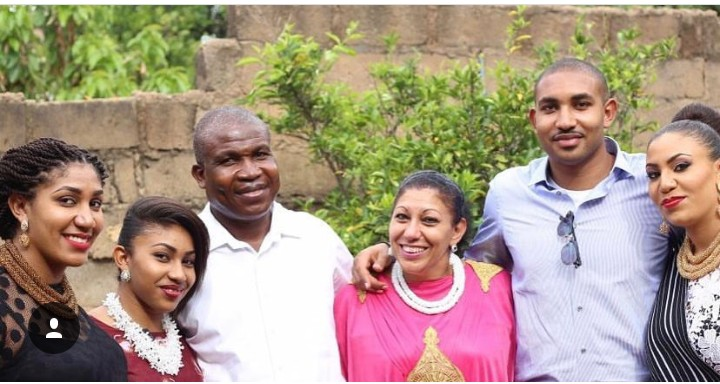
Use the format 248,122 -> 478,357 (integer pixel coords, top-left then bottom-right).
192,122 -> 280,225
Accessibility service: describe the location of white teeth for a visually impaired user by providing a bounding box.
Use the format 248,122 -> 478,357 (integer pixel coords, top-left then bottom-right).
402,246 -> 425,254
67,235 -> 88,243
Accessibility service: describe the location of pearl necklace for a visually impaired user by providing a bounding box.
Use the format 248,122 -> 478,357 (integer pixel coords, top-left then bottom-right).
391,254 -> 465,314
103,292 -> 184,375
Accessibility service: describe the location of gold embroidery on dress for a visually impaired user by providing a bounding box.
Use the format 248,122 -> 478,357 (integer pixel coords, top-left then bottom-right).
407,326 -> 465,382
357,288 -> 367,304
465,260 -> 502,293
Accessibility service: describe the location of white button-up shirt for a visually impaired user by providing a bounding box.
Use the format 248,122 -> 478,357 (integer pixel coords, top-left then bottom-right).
178,202 -> 353,381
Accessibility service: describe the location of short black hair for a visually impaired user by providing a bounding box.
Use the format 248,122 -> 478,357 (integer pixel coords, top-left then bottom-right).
535,57 -> 609,102
192,106 -> 269,164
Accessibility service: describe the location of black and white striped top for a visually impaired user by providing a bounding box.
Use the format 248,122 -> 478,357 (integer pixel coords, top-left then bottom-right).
646,231 -> 720,381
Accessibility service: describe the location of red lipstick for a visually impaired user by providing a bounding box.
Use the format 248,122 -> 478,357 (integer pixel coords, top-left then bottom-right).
661,196 -> 685,209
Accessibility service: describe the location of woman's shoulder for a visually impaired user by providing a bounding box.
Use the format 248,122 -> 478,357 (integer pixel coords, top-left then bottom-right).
463,260 -> 510,293
87,306 -> 112,326
335,272 -> 391,307
335,282 -> 367,306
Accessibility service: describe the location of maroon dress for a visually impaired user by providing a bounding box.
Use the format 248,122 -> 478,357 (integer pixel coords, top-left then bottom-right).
91,317 -> 203,382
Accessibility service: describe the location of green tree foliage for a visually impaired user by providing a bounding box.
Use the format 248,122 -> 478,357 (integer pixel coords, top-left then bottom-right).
0,5 -> 225,100
239,6 -> 675,253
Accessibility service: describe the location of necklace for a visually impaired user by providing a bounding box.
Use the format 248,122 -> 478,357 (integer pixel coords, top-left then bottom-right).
677,230 -> 720,280
103,292 -> 184,375
391,254 -> 465,315
0,241 -> 77,319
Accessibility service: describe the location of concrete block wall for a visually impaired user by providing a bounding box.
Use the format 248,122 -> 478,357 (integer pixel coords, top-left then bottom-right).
217,5 -> 720,125
1,4 -> 718,307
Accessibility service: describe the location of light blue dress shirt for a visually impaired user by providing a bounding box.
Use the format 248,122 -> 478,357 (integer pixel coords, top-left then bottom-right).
466,138 -> 668,381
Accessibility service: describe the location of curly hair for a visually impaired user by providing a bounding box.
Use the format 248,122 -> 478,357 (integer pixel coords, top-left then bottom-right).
0,137 -> 109,239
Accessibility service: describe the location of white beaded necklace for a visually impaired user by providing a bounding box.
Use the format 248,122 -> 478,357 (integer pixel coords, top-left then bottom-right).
391,254 -> 465,314
103,292 -> 184,375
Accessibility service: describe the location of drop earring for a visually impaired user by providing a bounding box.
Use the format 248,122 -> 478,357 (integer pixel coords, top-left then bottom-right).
19,220 -> 29,248
120,269 -> 131,282
658,221 -> 670,236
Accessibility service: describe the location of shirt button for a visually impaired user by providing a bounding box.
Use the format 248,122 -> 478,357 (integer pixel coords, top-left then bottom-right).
580,348 -> 587,354
556,191 -> 562,196
577,306 -> 583,312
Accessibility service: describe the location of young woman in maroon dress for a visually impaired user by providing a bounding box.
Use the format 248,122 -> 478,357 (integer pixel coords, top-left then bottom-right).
90,196 -> 209,381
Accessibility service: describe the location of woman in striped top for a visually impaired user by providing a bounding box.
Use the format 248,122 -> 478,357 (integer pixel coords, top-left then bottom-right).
645,105 -> 720,381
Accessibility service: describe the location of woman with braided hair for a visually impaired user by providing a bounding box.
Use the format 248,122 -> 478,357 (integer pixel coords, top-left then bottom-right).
0,137 -> 126,380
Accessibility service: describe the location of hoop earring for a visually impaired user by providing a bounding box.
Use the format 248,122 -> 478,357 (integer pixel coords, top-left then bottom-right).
19,220 -> 29,248
120,269 -> 131,283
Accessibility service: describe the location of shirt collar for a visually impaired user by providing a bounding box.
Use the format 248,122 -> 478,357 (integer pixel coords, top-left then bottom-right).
199,201 -> 302,252
528,137 -> 634,187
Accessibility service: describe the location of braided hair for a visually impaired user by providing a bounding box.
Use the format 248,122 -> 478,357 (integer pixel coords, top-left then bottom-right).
0,137 -> 109,239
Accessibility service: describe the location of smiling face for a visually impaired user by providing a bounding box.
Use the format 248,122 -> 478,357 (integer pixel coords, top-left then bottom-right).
389,187 -> 467,283
117,223 -> 196,318
9,162 -> 105,283
646,132 -> 720,232
529,69 -> 617,171
192,122 -> 280,228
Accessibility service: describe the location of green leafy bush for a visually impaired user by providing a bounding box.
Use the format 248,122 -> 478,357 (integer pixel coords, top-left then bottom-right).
0,5 -> 225,100
239,6 -> 675,254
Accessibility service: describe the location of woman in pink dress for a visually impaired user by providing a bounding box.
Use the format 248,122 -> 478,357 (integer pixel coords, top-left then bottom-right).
90,196 -> 209,381
334,170 -> 516,381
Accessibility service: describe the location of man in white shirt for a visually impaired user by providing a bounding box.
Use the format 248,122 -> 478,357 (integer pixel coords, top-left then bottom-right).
178,106 -> 353,381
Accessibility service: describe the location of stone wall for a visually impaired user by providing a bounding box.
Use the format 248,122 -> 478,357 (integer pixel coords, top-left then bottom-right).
217,5 -> 720,126
1,5 -> 718,307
